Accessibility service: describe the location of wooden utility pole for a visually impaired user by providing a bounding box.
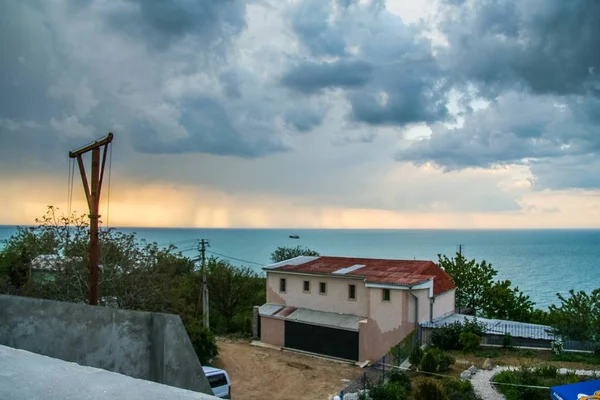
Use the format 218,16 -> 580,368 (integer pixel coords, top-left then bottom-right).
69,132 -> 114,305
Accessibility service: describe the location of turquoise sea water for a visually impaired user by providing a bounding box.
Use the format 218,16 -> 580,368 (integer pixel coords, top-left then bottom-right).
1,226 -> 599,308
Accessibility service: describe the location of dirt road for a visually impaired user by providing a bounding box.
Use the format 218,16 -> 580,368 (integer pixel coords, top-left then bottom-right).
213,340 -> 362,400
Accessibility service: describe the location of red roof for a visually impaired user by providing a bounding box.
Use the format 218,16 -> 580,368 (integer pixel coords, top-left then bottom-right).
269,256 -> 455,295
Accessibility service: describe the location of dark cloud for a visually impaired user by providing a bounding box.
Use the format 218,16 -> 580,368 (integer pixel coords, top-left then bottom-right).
284,108 -> 326,133
282,2 -> 450,126
290,0 -> 347,57
439,0 -> 600,98
133,97 -> 289,157
281,60 -> 373,93
107,0 -> 248,50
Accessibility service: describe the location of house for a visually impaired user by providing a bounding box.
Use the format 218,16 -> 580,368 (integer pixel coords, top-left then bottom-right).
257,256 -> 456,362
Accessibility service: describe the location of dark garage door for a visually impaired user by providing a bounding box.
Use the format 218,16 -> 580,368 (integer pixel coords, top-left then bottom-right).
284,320 -> 359,361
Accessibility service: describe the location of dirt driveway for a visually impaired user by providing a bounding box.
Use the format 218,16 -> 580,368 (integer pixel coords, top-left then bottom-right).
212,339 -> 362,400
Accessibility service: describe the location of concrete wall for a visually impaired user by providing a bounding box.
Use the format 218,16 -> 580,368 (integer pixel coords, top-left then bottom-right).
0,295 -> 213,396
433,289 -> 455,318
407,288 -> 431,323
266,272 -> 368,317
260,316 -> 284,348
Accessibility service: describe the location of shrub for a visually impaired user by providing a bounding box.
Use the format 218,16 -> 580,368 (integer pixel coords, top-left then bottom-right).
459,332 -> 481,353
366,380 -> 408,400
409,344 -> 424,366
185,322 -> 218,365
442,379 -> 481,400
419,349 -> 440,373
387,369 -> 412,393
438,352 -> 456,372
537,364 -> 558,379
414,379 -> 448,400
430,318 -> 485,351
502,333 -> 514,349
594,346 -> 600,357
551,339 -> 564,355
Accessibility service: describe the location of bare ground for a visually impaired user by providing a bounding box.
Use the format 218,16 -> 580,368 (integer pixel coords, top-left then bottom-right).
212,339 -> 362,400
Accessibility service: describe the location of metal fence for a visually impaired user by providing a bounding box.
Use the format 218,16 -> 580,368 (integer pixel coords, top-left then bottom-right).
339,339 -> 413,398
420,321 -> 597,353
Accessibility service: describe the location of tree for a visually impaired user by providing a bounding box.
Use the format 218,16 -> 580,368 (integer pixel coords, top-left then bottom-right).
438,252 -> 497,313
481,280 -> 535,322
270,246 -> 319,263
548,289 -> 600,342
206,257 -> 265,333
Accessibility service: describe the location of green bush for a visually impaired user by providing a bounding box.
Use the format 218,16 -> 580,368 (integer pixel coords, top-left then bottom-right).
366,380 -> 408,400
414,379 -> 448,400
185,322 -> 218,365
430,319 -> 485,350
419,349 -> 440,373
438,352 -> 456,372
387,369 -> 412,393
502,333 -> 514,349
537,364 -> 558,379
409,344 -> 424,366
459,332 -> 481,352
442,379 -> 481,400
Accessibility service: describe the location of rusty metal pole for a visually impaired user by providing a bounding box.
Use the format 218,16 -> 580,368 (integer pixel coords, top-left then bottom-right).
89,147 -> 101,305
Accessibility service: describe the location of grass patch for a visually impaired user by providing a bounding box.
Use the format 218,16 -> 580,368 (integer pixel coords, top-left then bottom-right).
553,352 -> 600,365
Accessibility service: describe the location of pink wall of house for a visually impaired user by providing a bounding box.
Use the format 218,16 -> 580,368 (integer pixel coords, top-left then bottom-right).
433,289 -> 455,318
266,272 -> 368,317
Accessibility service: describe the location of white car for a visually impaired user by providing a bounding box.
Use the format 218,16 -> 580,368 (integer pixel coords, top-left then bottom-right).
203,366 -> 231,399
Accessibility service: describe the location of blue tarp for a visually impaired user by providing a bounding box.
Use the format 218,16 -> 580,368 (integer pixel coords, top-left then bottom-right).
551,380 -> 600,400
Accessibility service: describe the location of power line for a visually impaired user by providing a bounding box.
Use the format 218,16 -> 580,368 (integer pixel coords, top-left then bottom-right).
205,250 -> 265,266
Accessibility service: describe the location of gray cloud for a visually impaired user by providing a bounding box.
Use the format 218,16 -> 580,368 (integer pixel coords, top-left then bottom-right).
281,1 -> 450,126
107,0 -> 247,51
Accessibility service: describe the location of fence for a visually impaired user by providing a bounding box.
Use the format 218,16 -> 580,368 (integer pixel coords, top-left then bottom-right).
338,335 -> 415,398
419,319 -> 597,353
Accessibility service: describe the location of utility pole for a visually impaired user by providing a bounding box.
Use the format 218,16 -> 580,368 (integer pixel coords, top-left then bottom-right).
458,244 -> 464,256
198,239 -> 210,329
69,132 -> 114,306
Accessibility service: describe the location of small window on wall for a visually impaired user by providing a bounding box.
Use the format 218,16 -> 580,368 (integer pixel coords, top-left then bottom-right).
319,282 -> 327,294
349,284 -> 356,300
303,280 -> 310,293
382,288 -> 391,302
280,278 -> 286,293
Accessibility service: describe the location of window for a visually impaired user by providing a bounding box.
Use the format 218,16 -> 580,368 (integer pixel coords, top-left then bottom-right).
303,280 -> 310,293
349,284 -> 356,300
382,288 -> 391,302
207,373 -> 228,388
319,282 -> 327,294
280,278 -> 286,293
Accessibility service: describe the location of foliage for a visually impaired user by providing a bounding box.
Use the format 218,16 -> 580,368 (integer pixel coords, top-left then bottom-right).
437,252 -> 497,313
437,351 -> 456,373
553,351 -> 600,365
269,246 -> 320,263
551,339 -> 564,355
413,379 -> 448,400
494,365 -> 591,400
480,280 -> 535,322
206,257 -> 265,333
441,379 -> 481,400
419,349 -> 439,373
528,309 -> 553,326
548,289 -> 600,342
186,321 -> 218,365
409,344 -> 424,366
502,333 -> 514,349
429,318 -> 485,351
459,332 -> 481,353
387,370 -> 411,393
0,206 -> 222,363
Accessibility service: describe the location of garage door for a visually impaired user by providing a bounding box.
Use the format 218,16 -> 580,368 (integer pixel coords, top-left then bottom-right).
284,320 -> 359,361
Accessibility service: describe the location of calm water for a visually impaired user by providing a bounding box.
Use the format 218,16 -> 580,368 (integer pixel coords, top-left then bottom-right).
2,226 -> 599,308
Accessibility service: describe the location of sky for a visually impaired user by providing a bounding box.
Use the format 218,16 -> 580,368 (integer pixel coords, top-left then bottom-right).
1,0 -> 600,229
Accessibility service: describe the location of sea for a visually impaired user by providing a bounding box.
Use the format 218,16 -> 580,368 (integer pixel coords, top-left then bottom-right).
1,226 -> 599,309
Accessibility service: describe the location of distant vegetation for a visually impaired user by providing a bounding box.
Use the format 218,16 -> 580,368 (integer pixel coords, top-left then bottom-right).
270,245 -> 320,263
